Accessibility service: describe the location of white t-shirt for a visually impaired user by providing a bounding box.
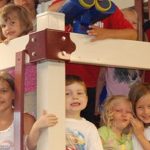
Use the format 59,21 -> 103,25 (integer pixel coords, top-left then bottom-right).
0,122 -> 27,150
66,118 -> 103,150
132,126 -> 150,150
0,122 -> 14,150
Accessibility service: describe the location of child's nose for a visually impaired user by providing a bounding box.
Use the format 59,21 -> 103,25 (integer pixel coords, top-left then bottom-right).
121,111 -> 128,116
72,94 -> 78,99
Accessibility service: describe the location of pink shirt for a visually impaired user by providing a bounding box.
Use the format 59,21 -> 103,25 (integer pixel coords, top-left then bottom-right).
105,67 -> 142,96
8,64 -> 36,93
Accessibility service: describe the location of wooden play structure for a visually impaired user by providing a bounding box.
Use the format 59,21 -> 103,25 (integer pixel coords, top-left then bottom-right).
0,0 -> 150,150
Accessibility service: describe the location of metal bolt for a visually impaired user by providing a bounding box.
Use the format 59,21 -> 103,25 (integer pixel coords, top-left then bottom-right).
62,36 -> 66,41
32,51 -> 36,56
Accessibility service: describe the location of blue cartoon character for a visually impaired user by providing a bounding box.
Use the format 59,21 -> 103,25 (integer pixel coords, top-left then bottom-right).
59,0 -> 116,33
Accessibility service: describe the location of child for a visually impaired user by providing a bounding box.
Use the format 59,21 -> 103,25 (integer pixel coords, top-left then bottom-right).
65,75 -> 103,150
98,95 -> 133,150
129,83 -> 150,150
0,3 -> 37,116
0,71 -> 58,150
0,3 -> 33,42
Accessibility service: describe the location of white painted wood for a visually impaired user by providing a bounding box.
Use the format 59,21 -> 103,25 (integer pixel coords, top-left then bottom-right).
0,31 -> 150,70
37,61 -> 65,150
0,35 -> 29,70
69,33 -> 150,69
37,11 -> 65,31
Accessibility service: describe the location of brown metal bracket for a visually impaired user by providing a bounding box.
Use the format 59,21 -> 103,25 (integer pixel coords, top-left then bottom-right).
25,29 -> 76,63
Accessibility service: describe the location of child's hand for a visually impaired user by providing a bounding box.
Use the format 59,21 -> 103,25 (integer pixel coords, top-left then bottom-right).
130,116 -> 144,137
87,25 -> 114,41
87,25 -> 108,41
35,110 -> 58,130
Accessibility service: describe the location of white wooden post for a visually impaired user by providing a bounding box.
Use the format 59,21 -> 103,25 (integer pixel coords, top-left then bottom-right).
36,61 -> 65,150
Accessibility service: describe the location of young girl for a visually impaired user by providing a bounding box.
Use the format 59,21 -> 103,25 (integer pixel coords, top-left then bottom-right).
0,3 -> 33,42
129,83 -> 150,150
0,3 -> 37,116
65,75 -> 103,150
0,71 -> 58,150
98,95 -> 133,150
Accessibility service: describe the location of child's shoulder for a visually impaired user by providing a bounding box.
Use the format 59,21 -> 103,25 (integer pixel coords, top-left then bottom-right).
98,126 -> 113,141
24,113 -> 36,122
66,118 -> 97,129
81,117 -> 97,127
98,125 -> 110,131
23,113 -> 36,135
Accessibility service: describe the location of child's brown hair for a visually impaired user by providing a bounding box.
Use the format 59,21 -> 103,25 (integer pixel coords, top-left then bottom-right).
66,75 -> 87,95
0,71 -> 14,91
129,82 -> 150,114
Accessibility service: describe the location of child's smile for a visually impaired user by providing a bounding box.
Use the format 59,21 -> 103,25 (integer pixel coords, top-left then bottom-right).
66,82 -> 88,118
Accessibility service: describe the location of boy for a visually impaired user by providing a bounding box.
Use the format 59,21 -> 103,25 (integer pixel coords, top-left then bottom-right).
65,75 -> 103,150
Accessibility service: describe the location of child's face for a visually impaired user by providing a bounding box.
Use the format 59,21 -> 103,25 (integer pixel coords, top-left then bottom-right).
123,10 -> 137,30
1,12 -> 23,40
66,82 -> 87,118
0,80 -> 15,112
135,93 -> 150,124
112,100 -> 132,130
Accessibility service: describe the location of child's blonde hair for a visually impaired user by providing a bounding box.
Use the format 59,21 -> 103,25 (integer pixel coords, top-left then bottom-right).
101,95 -> 132,132
0,4 -> 33,36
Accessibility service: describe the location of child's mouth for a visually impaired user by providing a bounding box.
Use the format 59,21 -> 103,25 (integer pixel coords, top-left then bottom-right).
71,102 -> 80,106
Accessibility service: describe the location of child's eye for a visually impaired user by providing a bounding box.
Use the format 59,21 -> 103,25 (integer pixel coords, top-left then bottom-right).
11,21 -> 15,25
77,92 -> 85,95
0,89 -> 8,93
137,106 -> 143,109
65,92 -> 70,96
115,109 -> 121,112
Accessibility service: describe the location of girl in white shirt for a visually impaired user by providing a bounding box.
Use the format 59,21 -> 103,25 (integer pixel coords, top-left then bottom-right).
129,83 -> 150,150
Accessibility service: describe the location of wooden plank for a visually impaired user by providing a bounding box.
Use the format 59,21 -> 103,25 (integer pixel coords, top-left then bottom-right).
0,35 -> 29,70
69,33 -> 150,69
